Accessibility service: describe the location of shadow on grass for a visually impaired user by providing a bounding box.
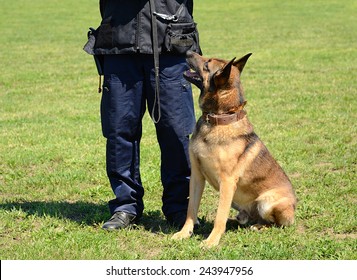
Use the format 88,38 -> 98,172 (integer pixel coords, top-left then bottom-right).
0,201 -> 240,236
140,211 -> 242,237
138,211 -> 214,235
0,201 -> 200,232
0,200 -> 109,225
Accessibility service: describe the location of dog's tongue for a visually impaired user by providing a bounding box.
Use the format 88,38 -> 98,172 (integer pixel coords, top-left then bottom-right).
183,69 -> 202,88
184,69 -> 199,79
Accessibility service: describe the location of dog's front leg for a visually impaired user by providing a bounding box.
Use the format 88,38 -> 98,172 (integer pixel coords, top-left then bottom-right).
202,179 -> 236,248
172,156 -> 205,240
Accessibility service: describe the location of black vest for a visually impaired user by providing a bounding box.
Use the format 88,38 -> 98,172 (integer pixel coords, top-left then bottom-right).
87,0 -> 199,55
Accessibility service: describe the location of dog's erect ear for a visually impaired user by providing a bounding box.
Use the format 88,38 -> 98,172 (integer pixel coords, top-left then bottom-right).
233,53 -> 252,73
214,57 -> 236,87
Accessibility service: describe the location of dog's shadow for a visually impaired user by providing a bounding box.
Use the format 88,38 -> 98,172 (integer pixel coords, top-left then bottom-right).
141,213 -> 242,237
145,216 -> 245,236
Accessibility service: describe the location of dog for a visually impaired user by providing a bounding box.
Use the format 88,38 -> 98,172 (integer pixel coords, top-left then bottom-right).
172,51 -> 297,248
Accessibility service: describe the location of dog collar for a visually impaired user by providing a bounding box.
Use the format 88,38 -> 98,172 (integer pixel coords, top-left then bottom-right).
202,110 -> 246,126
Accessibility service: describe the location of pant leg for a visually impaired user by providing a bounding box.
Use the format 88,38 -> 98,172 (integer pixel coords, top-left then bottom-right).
144,54 -> 196,218
101,55 -> 146,218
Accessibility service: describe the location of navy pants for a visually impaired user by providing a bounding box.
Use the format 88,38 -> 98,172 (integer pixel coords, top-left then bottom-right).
101,54 -> 195,219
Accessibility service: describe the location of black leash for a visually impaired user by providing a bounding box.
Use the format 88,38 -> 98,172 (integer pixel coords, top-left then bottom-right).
149,0 -> 161,123
149,0 -> 189,123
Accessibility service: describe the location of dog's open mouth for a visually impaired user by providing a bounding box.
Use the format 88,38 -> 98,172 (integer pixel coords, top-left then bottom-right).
183,69 -> 202,88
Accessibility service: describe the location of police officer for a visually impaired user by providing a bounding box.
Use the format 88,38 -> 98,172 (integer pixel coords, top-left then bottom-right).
84,0 -> 201,229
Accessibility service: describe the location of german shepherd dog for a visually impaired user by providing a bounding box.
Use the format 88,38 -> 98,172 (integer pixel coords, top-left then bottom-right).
172,51 -> 297,248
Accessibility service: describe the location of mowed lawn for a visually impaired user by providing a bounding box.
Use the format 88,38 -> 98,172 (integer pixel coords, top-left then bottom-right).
0,0 -> 356,259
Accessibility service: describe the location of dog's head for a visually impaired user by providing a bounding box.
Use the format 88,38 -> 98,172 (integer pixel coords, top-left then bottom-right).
184,51 -> 252,113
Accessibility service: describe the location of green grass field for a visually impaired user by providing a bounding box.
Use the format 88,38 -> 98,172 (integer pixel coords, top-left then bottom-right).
0,0 -> 356,259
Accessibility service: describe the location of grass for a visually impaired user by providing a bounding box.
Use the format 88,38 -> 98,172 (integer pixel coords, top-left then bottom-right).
0,0 -> 356,259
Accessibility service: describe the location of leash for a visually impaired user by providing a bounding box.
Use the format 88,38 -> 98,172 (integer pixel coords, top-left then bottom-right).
148,0 -> 188,123
149,0 -> 161,123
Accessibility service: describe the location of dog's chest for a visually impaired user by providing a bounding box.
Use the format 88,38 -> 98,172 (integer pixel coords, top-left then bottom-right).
190,128 -> 246,187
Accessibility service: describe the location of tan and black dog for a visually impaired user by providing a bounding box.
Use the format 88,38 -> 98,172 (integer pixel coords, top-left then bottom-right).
172,51 -> 297,248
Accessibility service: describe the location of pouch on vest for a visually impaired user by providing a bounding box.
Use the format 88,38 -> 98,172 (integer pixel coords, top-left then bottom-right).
160,0 -> 202,55
164,22 -> 201,54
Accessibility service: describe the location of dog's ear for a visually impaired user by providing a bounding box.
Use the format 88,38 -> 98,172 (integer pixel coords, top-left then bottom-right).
233,53 -> 252,73
214,57 -> 236,87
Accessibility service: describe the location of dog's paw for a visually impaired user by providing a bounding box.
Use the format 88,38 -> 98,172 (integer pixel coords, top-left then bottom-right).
200,236 -> 220,249
171,230 -> 193,241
